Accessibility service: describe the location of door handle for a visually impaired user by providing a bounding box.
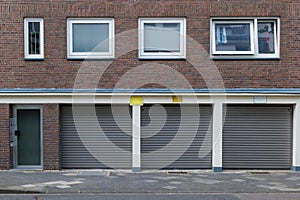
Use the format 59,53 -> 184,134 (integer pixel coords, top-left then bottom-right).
15,130 -> 21,137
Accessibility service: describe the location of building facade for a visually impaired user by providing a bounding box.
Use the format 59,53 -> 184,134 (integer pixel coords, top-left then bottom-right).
0,0 -> 299,172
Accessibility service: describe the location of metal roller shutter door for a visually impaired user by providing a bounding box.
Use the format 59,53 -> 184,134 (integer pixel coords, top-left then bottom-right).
223,105 -> 292,169
141,105 -> 212,169
60,105 -> 132,169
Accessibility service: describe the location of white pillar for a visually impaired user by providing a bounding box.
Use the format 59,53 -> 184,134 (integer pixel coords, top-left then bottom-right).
132,105 -> 141,172
293,103 -> 300,171
212,102 -> 223,172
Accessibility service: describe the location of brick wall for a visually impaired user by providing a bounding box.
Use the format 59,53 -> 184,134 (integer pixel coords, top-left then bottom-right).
0,0 -> 299,89
43,104 -> 60,170
0,104 -> 10,170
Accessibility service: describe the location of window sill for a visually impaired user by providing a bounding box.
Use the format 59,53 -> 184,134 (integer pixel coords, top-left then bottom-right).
139,54 -> 186,60
24,58 -> 44,61
67,57 -> 115,61
67,54 -> 114,60
210,55 -> 280,60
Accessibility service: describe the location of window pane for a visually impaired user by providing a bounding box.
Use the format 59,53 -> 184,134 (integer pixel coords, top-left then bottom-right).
215,23 -> 251,52
28,22 -> 40,54
144,23 -> 180,52
258,22 -> 275,54
72,23 -> 109,53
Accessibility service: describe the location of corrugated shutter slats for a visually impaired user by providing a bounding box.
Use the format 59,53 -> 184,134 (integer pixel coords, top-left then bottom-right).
141,105 -> 212,169
60,105 -> 132,169
223,106 -> 292,169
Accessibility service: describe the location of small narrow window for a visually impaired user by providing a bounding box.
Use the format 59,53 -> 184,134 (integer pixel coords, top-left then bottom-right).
257,21 -> 276,54
139,18 -> 186,59
67,18 -> 114,59
24,18 -> 44,60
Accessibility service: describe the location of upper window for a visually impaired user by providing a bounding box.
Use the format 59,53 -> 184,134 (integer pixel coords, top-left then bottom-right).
211,18 -> 280,59
138,18 -> 186,59
24,18 -> 44,60
67,18 -> 114,59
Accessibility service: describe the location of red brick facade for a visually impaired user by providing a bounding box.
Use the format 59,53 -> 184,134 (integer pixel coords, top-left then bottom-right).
0,104 -> 10,170
0,1 -> 299,170
0,0 -> 299,89
43,104 -> 60,170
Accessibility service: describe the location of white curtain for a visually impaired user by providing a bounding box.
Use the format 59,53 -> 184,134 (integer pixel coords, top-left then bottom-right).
144,23 -> 180,52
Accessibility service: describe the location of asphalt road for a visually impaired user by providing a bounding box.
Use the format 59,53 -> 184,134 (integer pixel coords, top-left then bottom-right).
0,193 -> 300,200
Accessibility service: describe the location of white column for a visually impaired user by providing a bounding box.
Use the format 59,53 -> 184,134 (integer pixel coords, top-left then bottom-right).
293,102 -> 300,171
132,105 -> 141,172
212,102 -> 223,172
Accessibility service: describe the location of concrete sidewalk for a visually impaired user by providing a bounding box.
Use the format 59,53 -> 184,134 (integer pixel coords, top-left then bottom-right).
0,170 -> 300,194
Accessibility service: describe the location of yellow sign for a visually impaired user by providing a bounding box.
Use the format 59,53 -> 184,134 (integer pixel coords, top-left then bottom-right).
130,96 -> 143,105
172,96 -> 182,103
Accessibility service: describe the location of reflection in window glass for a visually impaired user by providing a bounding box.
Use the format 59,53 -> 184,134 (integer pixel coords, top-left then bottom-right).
258,22 -> 275,54
144,23 -> 180,52
72,23 -> 109,52
28,22 -> 40,54
215,23 -> 251,52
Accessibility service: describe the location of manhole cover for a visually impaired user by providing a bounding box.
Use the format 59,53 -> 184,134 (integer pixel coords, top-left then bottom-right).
0,189 -> 43,194
167,171 -> 189,175
249,172 -> 270,175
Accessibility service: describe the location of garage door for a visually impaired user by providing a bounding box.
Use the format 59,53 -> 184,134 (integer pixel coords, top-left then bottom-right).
141,105 -> 212,169
223,105 -> 292,169
60,105 -> 132,169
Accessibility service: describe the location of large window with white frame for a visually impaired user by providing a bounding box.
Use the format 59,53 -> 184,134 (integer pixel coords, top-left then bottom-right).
24,18 -> 44,60
138,18 -> 186,59
211,17 -> 280,59
67,18 -> 114,59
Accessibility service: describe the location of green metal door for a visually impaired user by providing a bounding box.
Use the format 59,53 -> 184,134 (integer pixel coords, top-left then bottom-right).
17,109 -> 41,166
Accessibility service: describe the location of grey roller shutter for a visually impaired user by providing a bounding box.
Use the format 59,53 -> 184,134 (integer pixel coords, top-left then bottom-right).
141,105 -> 212,169
223,105 -> 292,169
60,105 -> 132,169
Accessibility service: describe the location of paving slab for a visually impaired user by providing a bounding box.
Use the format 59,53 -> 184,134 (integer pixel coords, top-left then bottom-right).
0,170 -> 300,194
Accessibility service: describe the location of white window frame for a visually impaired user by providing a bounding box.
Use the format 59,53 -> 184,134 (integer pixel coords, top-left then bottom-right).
67,18 -> 114,59
254,19 -> 280,59
210,17 -> 280,59
24,18 -> 44,60
138,18 -> 186,59
212,20 -> 255,55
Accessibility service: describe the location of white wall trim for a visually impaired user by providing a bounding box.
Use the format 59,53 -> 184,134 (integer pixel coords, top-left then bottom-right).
293,102 -> 300,167
212,101 -> 223,169
0,93 -> 299,104
132,105 -> 141,171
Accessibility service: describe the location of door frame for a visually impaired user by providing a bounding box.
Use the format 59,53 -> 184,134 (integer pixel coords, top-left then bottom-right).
13,105 -> 43,169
